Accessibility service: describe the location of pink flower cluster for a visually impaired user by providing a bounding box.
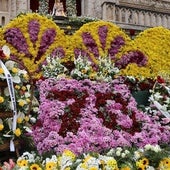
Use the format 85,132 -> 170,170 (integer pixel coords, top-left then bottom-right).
31,78 -> 170,155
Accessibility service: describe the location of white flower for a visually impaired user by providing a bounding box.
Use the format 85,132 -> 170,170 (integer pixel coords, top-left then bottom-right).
124,150 -> 130,155
30,117 -> 37,123
5,60 -> 15,70
146,166 -> 155,170
115,150 -> 121,156
144,144 -> 152,150
23,126 -> 32,133
2,45 -> 10,58
25,92 -> 31,98
13,75 -> 21,83
18,69 -> 27,75
121,153 -> 126,158
116,147 -> 122,152
32,107 -> 39,113
21,152 -> 36,163
7,118 -> 13,130
4,87 -> 10,96
134,151 -> 141,160
106,148 -> 115,156
153,145 -> 161,152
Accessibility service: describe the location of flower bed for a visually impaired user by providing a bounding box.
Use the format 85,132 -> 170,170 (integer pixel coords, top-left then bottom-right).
1,144 -> 170,170
30,77 -> 170,156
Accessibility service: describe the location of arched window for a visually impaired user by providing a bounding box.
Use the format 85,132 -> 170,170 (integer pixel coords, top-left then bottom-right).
30,0 -> 39,12
1,16 -> 5,26
76,0 -> 81,16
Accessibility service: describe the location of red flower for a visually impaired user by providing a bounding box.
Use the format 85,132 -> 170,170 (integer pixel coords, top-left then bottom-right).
0,49 -> 6,60
157,76 -> 165,84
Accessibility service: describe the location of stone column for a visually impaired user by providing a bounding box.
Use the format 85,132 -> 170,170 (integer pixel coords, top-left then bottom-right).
167,16 -> 170,28
138,11 -> 144,25
162,15 -> 168,28
118,8 -> 122,22
156,14 -> 162,26
10,0 -> 17,19
150,13 -> 156,27
81,0 -> 85,16
81,0 -> 92,16
124,9 -> 129,23
102,3 -> 115,21
132,10 -> 138,24
144,12 -> 150,26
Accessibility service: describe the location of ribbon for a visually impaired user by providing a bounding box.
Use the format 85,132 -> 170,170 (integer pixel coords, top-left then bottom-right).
153,100 -> 170,118
0,60 -> 17,151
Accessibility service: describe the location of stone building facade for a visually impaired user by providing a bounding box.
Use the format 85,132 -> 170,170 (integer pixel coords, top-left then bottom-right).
81,0 -> 170,30
0,0 -> 30,26
1,0 -> 170,31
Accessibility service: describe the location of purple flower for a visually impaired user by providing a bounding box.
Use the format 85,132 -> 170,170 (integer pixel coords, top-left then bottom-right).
5,28 -> 29,55
82,32 -> 99,57
51,47 -> 65,58
108,36 -> 125,59
35,28 -> 56,62
98,25 -> 108,50
28,20 -> 40,44
115,50 -> 148,69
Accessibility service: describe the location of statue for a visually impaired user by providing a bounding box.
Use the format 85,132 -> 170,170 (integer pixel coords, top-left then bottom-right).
52,0 -> 66,18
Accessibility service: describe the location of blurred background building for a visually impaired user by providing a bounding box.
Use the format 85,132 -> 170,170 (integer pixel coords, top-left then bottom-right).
0,0 -> 170,35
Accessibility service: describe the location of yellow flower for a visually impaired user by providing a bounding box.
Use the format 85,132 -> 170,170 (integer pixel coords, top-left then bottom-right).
21,86 -> 26,91
107,159 -> 118,169
24,116 -> 29,122
120,166 -> 131,170
26,98 -> 31,103
64,168 -> 70,170
45,161 -> 56,170
12,67 -> 18,73
159,158 -> 170,169
0,124 -> 4,131
17,159 -> 28,167
23,73 -> 29,80
141,158 -> 149,167
30,163 -> 42,170
89,167 -> 98,170
0,68 -> 4,74
17,117 -> 23,124
14,128 -> 22,137
18,99 -> 26,107
66,26 -> 72,30
0,96 -> 4,103
136,158 -> 149,170
81,69 -> 87,74
63,149 -> 76,160
15,85 -> 20,90
89,72 -> 97,80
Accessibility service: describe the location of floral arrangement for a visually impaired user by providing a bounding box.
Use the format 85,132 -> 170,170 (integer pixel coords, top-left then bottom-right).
30,77 -> 170,155
1,144 -> 170,170
66,20 -> 131,62
0,13 -> 66,79
119,27 -> 170,78
41,54 -> 119,82
145,76 -> 170,127
0,46 -> 35,145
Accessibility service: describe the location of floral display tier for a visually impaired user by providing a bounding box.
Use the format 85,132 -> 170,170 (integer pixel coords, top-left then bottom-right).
30,77 -> 170,155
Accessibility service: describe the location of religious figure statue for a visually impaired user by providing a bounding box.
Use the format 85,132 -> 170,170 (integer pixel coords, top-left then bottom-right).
52,0 -> 66,17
